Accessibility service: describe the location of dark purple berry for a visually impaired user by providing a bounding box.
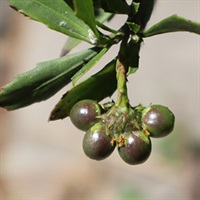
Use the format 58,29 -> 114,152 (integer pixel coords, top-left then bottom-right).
142,105 -> 175,138
118,131 -> 151,165
82,122 -> 115,160
70,99 -> 101,131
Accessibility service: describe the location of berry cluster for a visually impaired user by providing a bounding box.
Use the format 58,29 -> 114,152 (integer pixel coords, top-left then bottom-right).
70,99 -> 175,165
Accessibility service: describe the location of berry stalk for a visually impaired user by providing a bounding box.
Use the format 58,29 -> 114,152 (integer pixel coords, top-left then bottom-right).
115,59 -> 129,108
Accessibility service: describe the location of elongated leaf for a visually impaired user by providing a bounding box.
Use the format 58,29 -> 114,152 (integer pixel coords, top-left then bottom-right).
49,59 -> 117,121
95,9 -> 114,24
8,0 -> 96,43
60,37 -> 81,57
118,38 -> 140,75
100,0 -> 131,14
96,21 -> 118,34
60,9 -> 114,56
0,47 -> 102,110
74,0 -> 99,39
127,39 -> 140,75
143,15 -> 200,37
72,47 -> 108,85
137,0 -> 156,31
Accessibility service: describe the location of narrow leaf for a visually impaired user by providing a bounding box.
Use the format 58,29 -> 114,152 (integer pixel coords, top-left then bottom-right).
60,37 -> 81,56
143,14 -> 200,37
127,39 -> 140,75
134,0 -> 155,31
72,47 -> 108,85
96,21 -> 118,34
8,0 -> 95,43
95,9 -> 114,24
0,47 -> 102,110
60,9 -> 114,56
61,9 -> 116,56
49,59 -> 117,121
73,0 -> 99,39
100,0 -> 131,14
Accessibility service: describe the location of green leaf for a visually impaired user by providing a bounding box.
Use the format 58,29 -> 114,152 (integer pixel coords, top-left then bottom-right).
131,2 -> 140,14
60,37 -> 81,56
135,0 -> 155,31
74,0 -> 99,39
49,59 -> 117,121
60,9 -> 115,56
64,0 -> 74,9
95,9 -> 114,24
118,37 -> 140,75
0,47 -> 102,110
142,15 -> 200,37
100,0 -> 131,15
72,47 -> 109,85
96,21 -> 118,34
126,22 -> 140,34
8,0 -> 95,43
127,39 -> 140,75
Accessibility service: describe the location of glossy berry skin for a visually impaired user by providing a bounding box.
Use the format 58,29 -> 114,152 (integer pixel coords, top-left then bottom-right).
70,99 -> 101,131
142,105 -> 175,138
82,122 -> 115,160
118,131 -> 151,165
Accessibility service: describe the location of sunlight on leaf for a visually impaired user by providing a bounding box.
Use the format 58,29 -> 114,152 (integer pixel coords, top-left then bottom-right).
8,0 -> 95,43
74,0 -> 99,39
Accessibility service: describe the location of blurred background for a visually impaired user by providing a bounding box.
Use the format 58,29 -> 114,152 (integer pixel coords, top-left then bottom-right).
0,0 -> 199,199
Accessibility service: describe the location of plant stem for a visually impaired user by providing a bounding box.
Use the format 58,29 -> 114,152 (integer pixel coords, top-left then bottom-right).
115,59 -> 129,108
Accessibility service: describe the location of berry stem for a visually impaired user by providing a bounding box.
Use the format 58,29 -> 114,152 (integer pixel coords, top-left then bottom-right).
115,59 -> 129,108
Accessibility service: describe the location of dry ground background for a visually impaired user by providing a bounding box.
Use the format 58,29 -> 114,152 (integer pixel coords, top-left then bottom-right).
0,0 -> 199,199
